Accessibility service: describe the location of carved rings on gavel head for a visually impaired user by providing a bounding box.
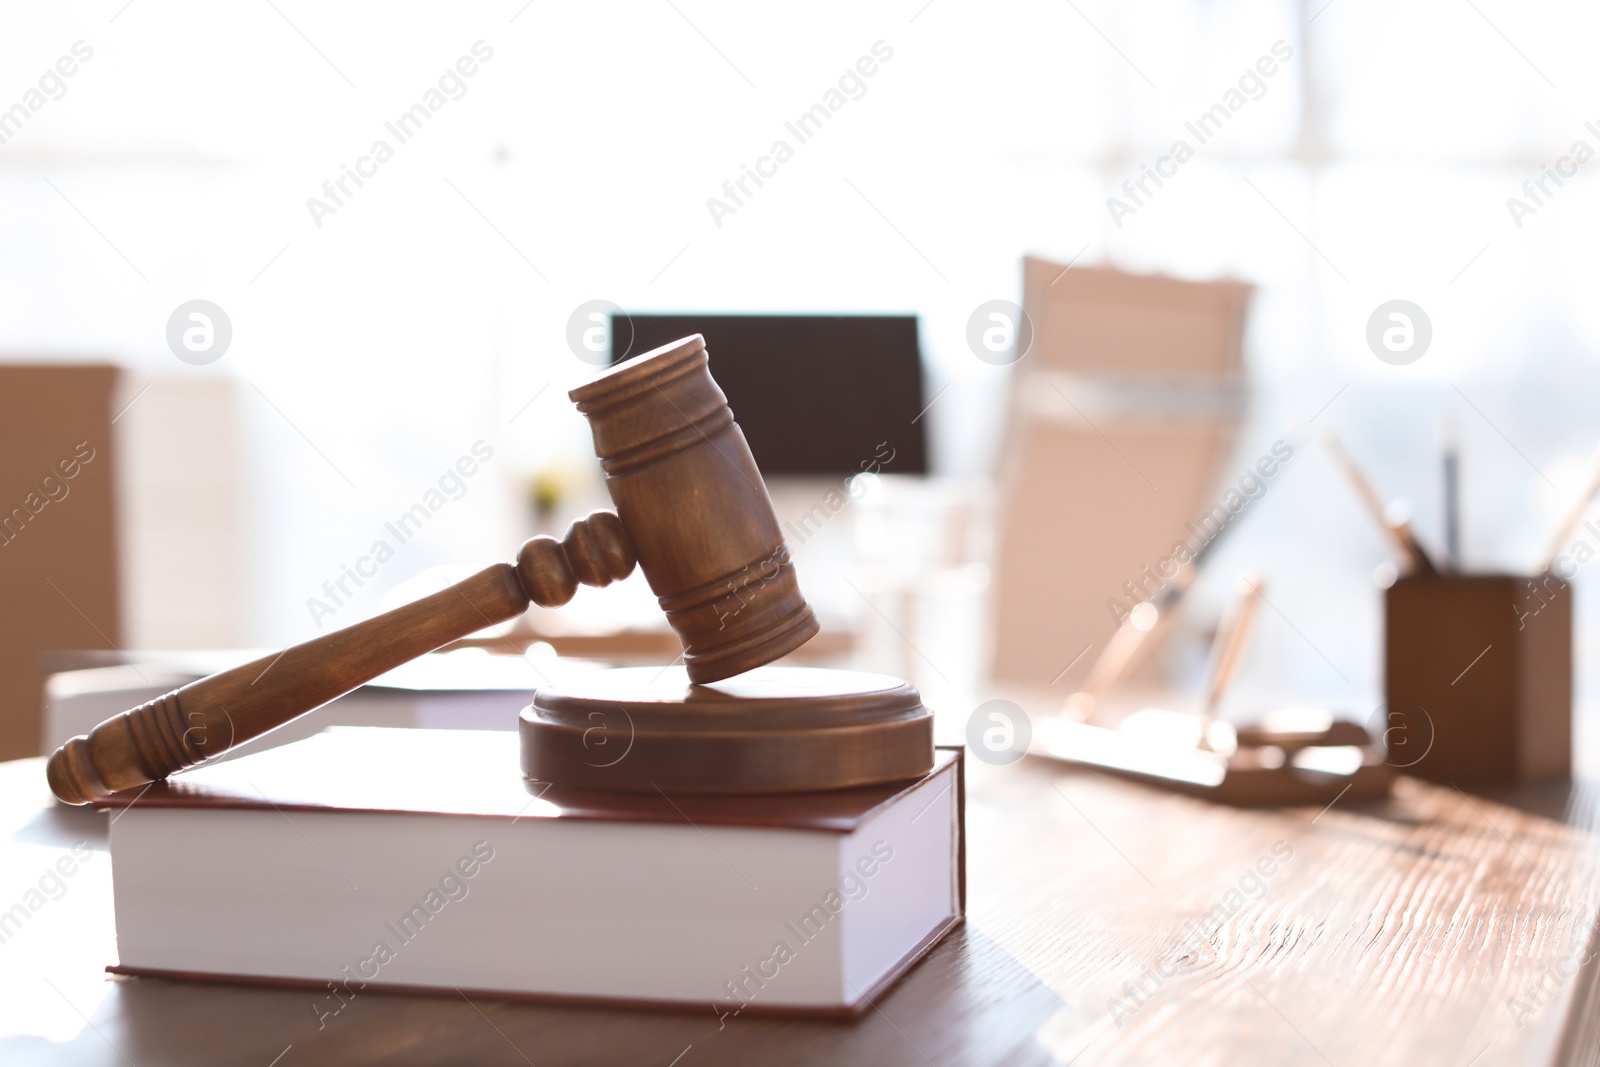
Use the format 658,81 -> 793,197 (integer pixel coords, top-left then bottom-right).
569,334 -> 819,683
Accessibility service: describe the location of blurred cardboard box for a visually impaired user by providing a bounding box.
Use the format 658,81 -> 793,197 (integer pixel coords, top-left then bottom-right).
0,364 -> 121,761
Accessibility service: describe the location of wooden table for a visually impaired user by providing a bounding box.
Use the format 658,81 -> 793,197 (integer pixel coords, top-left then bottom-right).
3,749 -> 1598,1066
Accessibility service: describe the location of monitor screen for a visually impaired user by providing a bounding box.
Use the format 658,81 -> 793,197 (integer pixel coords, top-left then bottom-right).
611,314 -> 927,477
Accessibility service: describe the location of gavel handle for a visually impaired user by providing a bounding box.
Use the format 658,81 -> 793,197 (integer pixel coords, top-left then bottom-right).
46,512 -> 635,805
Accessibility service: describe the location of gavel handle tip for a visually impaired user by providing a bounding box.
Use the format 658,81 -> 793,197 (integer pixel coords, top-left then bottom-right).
46,736 -> 103,806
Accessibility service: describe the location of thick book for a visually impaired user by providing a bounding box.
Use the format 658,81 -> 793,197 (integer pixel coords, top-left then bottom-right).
96,727 -> 964,1017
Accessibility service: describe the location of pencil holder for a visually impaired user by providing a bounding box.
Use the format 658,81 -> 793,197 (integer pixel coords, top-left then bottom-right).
1384,572 -> 1571,784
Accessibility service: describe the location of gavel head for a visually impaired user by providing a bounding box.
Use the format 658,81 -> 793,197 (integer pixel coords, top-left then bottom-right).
570,334 -> 819,684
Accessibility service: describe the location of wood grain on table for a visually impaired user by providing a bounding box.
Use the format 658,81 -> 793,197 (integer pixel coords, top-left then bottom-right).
2,749 -> 1597,1066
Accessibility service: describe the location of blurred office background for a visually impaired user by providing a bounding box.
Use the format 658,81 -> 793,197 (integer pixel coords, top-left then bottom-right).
5,0 -> 1600,759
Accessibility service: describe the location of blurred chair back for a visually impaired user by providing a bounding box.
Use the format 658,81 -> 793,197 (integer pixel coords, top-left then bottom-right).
989,259 -> 1252,689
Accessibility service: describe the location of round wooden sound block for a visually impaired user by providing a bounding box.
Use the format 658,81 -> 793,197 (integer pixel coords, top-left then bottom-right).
520,666 -> 934,793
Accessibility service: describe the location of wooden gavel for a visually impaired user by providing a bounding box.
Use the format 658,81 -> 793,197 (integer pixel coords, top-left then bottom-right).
48,335 -> 819,804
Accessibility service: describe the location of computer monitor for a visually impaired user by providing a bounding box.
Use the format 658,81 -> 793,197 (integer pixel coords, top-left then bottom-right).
611,314 -> 927,477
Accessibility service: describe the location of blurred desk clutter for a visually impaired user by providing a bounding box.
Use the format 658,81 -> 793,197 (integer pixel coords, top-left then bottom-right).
1027,573 -> 1392,806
